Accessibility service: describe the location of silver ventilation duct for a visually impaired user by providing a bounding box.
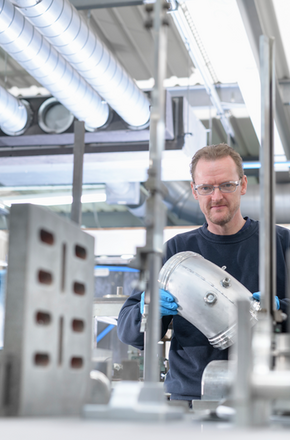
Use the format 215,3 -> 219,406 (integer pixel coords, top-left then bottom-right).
240,183 -> 290,224
0,85 -> 31,135
163,181 -> 205,225
11,0 -> 150,128
0,0 -> 109,130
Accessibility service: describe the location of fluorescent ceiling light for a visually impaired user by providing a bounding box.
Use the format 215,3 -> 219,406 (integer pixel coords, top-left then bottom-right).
2,193 -> 106,207
243,162 -> 261,170
242,161 -> 290,170
0,184 -> 105,192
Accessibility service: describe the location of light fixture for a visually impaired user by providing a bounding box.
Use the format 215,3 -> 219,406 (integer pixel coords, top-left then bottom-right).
0,0 -> 109,130
1,193 -> 106,207
242,161 -> 290,170
12,0 -> 150,128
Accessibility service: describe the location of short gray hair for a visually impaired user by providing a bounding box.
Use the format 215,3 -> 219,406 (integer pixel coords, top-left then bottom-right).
190,143 -> 244,182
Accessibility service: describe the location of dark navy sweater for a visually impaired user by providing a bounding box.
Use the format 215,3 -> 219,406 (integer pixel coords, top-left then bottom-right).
117,218 -> 290,400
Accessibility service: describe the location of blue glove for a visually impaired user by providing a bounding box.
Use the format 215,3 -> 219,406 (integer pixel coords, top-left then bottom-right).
252,291 -> 280,310
140,291 -> 145,314
140,289 -> 178,316
160,288 -> 178,317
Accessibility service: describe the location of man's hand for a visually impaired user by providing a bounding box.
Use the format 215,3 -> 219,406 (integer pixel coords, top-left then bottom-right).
252,291 -> 280,310
140,289 -> 178,317
160,288 -> 178,317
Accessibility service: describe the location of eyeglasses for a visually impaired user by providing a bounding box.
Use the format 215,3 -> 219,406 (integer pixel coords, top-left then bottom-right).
194,180 -> 241,196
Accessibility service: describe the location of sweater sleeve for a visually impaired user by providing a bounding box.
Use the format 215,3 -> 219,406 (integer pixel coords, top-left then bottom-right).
279,298 -> 290,314
117,289 -> 172,350
117,290 -> 145,349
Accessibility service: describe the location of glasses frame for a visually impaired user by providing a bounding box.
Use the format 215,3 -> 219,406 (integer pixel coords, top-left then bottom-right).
193,180 -> 241,196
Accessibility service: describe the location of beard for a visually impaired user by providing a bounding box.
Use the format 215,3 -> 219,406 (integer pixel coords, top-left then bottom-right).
206,201 -> 240,227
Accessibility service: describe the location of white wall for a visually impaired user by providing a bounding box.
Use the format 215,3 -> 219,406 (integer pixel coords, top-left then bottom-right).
85,226 -> 201,256
85,224 -> 290,257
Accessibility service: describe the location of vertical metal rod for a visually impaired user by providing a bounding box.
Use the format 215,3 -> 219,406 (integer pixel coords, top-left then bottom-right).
71,120 -> 85,225
233,299 -> 252,426
259,36 -> 276,317
286,249 -> 290,333
208,105 -> 212,145
143,0 -> 168,383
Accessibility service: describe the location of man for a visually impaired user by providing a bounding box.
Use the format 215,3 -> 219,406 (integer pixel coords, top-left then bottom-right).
117,143 -> 290,402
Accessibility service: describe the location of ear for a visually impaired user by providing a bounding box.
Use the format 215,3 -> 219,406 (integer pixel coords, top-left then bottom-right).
240,175 -> 247,195
191,182 -> 199,200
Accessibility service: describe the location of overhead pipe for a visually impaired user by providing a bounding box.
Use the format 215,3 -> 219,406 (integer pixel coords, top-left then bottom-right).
163,180 -> 205,225
11,0 -> 151,128
0,84 -> 31,135
110,181 -> 290,226
0,0 -> 109,130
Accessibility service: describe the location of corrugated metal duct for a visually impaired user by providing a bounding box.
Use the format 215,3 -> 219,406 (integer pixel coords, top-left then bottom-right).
11,0 -> 151,128
0,84 -> 31,135
240,184 -> 290,224
0,0 -> 109,130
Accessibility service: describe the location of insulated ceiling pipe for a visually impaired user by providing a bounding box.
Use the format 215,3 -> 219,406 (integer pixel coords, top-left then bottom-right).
121,181 -> 290,225
163,181 -> 205,225
11,0 -> 150,128
240,183 -> 290,224
0,85 -> 31,135
0,0 -> 109,130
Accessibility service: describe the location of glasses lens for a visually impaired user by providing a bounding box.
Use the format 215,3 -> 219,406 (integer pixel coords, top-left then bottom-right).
198,185 -> 213,195
220,182 -> 237,193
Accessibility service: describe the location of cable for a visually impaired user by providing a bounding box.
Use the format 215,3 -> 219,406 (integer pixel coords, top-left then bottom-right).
96,324 -> 115,343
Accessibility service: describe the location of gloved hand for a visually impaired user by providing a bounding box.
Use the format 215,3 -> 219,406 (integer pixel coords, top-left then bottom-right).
140,289 -> 178,317
160,288 -> 178,317
140,291 -> 145,314
252,291 -> 280,310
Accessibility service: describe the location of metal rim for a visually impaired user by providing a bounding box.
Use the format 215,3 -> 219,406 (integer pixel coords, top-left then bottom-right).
38,97 -> 74,134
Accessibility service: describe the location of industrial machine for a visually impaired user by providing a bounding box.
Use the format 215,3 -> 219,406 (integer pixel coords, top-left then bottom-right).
0,0 -> 290,436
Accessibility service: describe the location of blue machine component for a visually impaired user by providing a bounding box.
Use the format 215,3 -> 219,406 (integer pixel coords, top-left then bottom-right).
95,265 -> 139,272
96,324 -> 116,343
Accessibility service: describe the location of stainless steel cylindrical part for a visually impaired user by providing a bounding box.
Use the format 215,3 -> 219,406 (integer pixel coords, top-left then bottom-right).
158,251 -> 257,349
274,333 -> 290,371
201,360 -> 232,401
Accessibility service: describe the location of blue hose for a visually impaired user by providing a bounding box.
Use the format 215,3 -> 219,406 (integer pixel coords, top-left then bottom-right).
96,324 -> 115,343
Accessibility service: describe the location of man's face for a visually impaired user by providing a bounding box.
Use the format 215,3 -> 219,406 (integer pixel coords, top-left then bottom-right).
191,156 -> 247,229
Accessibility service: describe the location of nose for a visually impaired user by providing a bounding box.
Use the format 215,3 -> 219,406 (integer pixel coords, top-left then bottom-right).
211,186 -> 223,200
